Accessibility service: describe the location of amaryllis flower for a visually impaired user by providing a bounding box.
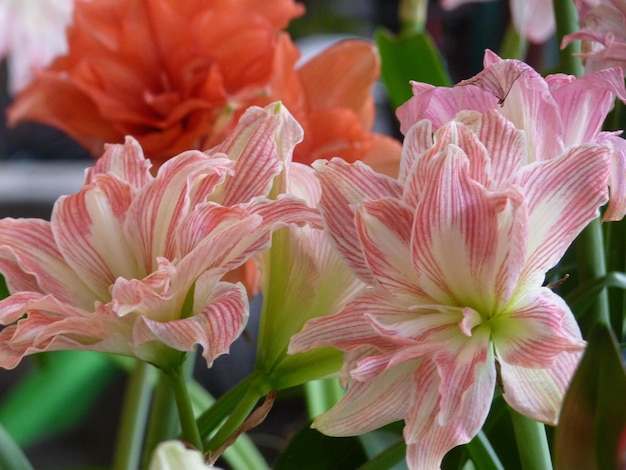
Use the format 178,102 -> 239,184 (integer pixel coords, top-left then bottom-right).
289,109 -> 611,467
7,0 -> 401,170
397,49 -> 626,221
0,0 -> 78,94
0,102 -> 318,371
562,0 -> 626,74
440,0 -> 554,43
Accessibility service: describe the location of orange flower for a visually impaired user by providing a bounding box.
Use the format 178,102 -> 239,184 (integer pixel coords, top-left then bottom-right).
8,0 -> 401,171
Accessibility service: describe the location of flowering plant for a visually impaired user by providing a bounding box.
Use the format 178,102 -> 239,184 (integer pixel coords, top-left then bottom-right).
0,0 -> 625,469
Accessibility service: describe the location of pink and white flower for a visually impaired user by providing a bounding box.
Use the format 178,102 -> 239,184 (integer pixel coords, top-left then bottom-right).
0,102 -> 317,371
289,105 -> 611,467
562,0 -> 626,74
397,50 -> 626,221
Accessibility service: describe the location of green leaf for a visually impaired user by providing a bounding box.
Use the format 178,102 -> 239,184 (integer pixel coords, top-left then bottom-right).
554,324 -> 626,470
274,423 -> 367,470
375,28 -> 452,111
0,424 -> 33,470
0,351 -> 115,446
564,271 -> 626,317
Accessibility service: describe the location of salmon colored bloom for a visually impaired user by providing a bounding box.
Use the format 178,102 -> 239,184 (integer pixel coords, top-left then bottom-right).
397,50 -> 626,221
562,0 -> 626,74
289,108 -> 611,467
0,0 -> 78,94
7,0 -> 401,170
0,102 -> 318,371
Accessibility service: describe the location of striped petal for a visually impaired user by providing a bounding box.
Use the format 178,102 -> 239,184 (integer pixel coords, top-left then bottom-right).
410,145 -> 510,307
314,158 -> 403,285
355,198 -> 417,295
405,353 -> 495,470
0,219 -> 96,308
313,358 -> 417,436
86,136 -> 153,189
211,102 -> 303,205
52,174 -> 138,300
516,144 -> 610,285
132,280 -> 248,367
124,151 -> 231,273
499,348 -> 582,425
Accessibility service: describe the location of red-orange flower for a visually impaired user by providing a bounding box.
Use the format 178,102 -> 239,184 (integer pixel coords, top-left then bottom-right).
8,0 -> 400,170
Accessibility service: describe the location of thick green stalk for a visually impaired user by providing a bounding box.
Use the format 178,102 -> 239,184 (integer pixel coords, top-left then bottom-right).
205,387 -> 263,452
141,371 -> 179,468
553,0 -> 583,76
509,408 -> 553,470
166,365 -> 203,451
112,360 -> 155,470
196,376 -> 252,440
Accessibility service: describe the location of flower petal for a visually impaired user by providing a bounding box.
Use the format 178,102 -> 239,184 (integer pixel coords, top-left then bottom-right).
52,174 -> 138,300
516,144 -> 610,283
313,358 -> 417,436
355,198 -> 417,295
314,158 -> 403,285
211,103 -> 302,206
499,349 -> 582,424
132,280 -> 248,367
0,219 -> 96,308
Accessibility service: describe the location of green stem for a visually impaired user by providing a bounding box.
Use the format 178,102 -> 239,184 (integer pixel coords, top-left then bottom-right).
196,376 -> 253,441
205,384 -> 267,452
112,360 -> 155,470
141,371 -> 179,468
509,408 -> 553,470
552,0 -> 583,76
575,218 -> 611,329
166,365 -> 203,451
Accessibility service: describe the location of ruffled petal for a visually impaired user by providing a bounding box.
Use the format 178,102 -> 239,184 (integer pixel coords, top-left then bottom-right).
132,280 -> 248,367
405,353 -> 495,470
313,358 -> 417,436
516,144 -> 610,283
52,174 -> 138,299
314,158 -> 403,285
410,144 -> 509,307
211,103 -> 302,206
499,348 -> 582,425
355,198 -> 417,295
86,136 -> 153,189
494,288 -> 585,368
124,151 -> 231,272
289,289 -> 411,354
0,219 -> 96,308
